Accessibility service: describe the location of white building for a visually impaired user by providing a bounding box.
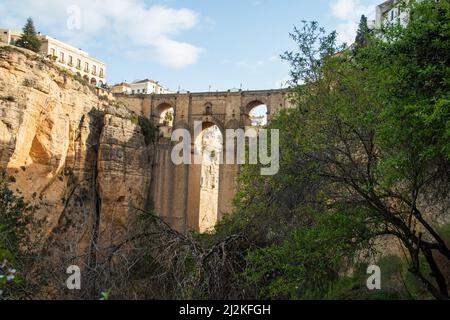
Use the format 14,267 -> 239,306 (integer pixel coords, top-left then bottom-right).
129,79 -> 171,95
0,29 -> 106,87
375,0 -> 409,29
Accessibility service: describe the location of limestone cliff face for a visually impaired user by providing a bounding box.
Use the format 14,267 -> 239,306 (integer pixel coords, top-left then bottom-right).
96,107 -> 151,251
0,44 -> 152,287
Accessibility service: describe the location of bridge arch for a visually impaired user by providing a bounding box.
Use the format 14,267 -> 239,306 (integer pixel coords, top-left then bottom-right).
244,100 -> 269,127
203,102 -> 213,115
155,102 -> 175,127
188,120 -> 224,233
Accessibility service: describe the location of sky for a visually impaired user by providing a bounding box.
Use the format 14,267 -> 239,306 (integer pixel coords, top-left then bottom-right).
0,0 -> 379,92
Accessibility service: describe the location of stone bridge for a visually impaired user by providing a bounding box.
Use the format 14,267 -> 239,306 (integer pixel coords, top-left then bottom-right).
116,89 -> 292,232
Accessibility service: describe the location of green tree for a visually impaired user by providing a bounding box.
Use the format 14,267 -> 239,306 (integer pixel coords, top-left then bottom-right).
15,17 -> 41,53
355,15 -> 370,48
226,0 -> 450,300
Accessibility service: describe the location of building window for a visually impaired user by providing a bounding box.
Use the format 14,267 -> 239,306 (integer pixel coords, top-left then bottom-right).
132,90 -> 135,94
76,59 -> 81,69
68,55 -> 73,66
59,52 -> 65,63
92,65 -> 97,75
85,62 -> 89,72
99,68 -> 104,78
50,48 -> 56,57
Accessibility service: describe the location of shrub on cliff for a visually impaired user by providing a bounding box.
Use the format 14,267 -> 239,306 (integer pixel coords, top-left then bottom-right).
131,116 -> 156,145
0,182 -> 32,299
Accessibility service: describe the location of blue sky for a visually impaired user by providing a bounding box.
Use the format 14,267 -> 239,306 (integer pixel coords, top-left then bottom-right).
0,0 -> 378,92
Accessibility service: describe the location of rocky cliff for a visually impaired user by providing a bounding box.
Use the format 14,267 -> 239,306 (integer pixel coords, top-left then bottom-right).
0,44 -> 153,297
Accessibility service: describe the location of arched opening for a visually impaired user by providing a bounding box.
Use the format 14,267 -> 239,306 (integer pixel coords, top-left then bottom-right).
249,105 -> 268,127
194,122 -> 223,233
83,75 -> 89,82
155,103 -> 174,127
160,107 -> 174,128
98,80 -> 104,88
90,78 -> 97,86
155,103 -> 174,139
205,103 -> 212,115
245,101 -> 268,127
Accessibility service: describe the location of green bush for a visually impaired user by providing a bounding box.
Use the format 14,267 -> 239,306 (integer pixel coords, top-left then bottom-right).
131,116 -> 156,145
0,183 -> 32,299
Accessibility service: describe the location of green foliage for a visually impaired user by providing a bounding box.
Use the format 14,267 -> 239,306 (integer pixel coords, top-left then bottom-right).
99,288 -> 112,300
361,0 -> 450,171
135,116 -> 156,145
245,208 -> 375,299
325,256 -> 431,300
0,183 -> 32,299
210,0 -> 450,300
164,110 -> 174,123
281,21 -> 345,85
15,18 -> 41,53
355,15 -> 370,48
0,183 -> 31,255
72,73 -> 89,87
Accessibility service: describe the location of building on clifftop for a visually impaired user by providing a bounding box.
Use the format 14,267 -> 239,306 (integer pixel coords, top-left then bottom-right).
0,28 -> 107,87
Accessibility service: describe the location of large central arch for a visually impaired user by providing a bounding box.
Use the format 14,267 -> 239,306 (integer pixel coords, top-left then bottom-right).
187,121 -> 223,233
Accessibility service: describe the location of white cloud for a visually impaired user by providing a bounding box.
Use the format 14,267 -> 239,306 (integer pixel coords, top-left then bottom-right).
336,21 -> 359,45
330,0 -> 377,45
153,39 -> 203,69
0,0 -> 202,68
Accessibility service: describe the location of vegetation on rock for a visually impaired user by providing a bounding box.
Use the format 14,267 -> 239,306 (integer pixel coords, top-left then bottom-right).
15,18 -> 41,53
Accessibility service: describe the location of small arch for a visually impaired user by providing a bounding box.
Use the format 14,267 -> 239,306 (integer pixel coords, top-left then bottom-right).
90,78 -> 97,86
204,103 -> 213,115
98,80 -> 104,88
155,103 -> 174,128
244,100 -> 268,127
83,75 -> 89,82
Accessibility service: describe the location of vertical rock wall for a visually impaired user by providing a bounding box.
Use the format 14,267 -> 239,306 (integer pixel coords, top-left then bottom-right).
0,44 -> 153,297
